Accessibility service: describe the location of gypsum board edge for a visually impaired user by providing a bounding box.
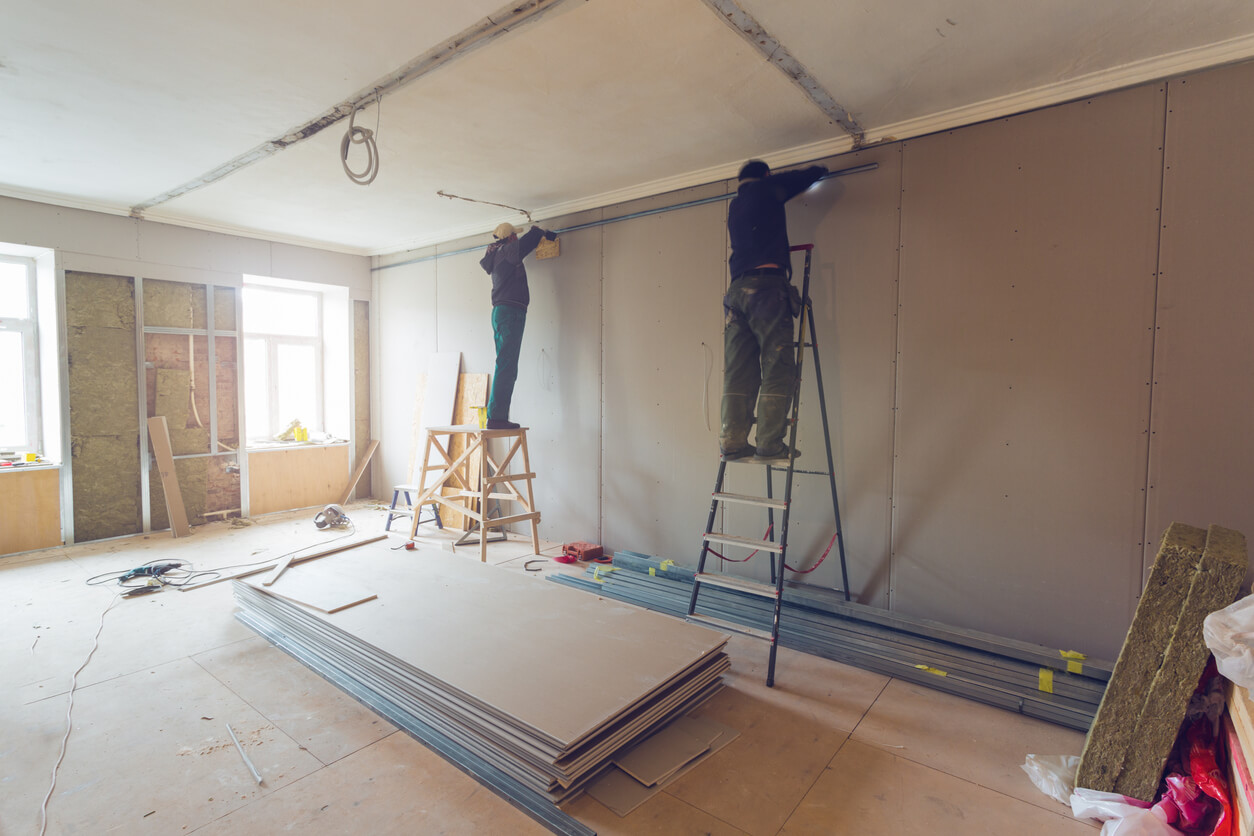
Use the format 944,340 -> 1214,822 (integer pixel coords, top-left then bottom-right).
237,608 -> 727,798
235,611 -> 596,836
236,586 -> 732,777
236,587 -> 733,781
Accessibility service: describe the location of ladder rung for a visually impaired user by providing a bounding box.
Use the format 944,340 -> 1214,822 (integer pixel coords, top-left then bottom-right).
695,572 -> 779,598
687,613 -> 774,642
703,533 -> 783,554
712,491 -> 786,510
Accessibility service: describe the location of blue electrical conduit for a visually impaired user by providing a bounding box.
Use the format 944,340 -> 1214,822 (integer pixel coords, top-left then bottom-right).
370,162 -> 878,272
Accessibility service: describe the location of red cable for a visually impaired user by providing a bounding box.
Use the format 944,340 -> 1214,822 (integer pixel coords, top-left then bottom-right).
785,531 -> 838,574
713,524 -> 773,562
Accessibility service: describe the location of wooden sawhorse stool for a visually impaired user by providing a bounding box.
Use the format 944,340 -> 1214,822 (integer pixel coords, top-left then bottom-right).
407,424 -> 540,562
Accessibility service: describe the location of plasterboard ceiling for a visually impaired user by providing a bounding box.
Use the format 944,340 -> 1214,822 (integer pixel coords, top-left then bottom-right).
3,0 -> 1254,256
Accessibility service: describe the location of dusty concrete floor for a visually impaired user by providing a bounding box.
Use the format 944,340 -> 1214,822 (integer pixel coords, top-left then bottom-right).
1,502 -> 1098,834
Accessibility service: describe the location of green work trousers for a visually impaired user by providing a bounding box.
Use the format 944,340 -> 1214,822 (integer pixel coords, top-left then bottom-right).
488,304 -> 527,422
720,273 -> 797,454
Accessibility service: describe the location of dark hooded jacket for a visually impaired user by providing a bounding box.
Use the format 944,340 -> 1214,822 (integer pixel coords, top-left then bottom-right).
727,166 -> 826,279
479,227 -> 547,309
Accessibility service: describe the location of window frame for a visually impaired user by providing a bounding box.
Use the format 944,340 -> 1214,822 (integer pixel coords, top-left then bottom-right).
242,285 -> 325,441
0,255 -> 41,454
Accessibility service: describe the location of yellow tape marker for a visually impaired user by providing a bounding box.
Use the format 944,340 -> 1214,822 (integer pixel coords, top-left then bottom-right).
1059,650 -> 1086,675
1039,668 -> 1055,694
914,664 -> 948,677
649,567 -> 656,576
659,560 -> 675,572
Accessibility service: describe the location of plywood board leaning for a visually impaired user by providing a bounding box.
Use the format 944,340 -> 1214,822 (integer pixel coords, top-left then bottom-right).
1077,522 -> 1207,791
1227,711 -> 1254,836
413,353 -> 460,487
338,439 -> 378,505
147,415 -> 191,537
441,373 -> 489,530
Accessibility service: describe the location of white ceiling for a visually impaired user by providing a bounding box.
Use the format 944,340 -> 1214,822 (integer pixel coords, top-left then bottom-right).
4,0 -> 1254,256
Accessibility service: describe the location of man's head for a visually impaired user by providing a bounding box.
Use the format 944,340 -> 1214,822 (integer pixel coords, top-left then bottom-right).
738,160 -> 770,182
493,222 -> 517,240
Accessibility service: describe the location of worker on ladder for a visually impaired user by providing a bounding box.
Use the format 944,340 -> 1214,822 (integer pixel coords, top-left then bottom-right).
479,222 -> 558,429
719,159 -> 828,462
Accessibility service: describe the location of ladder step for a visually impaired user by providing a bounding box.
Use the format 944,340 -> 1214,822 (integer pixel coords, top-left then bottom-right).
703,533 -> 784,554
695,572 -> 779,598
687,613 -> 775,642
712,491 -> 787,510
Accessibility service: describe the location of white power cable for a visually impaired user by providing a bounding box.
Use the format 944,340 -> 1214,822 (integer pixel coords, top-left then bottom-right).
341,95 -> 381,186
39,592 -> 121,835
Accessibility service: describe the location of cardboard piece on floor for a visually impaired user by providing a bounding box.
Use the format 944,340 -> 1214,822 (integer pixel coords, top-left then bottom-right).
613,715 -> 720,787
147,415 -> 191,537
245,569 -> 376,614
585,718 -> 739,816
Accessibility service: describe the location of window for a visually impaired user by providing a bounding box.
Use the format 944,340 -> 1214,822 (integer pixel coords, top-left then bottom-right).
0,256 -> 40,453
243,284 -> 324,440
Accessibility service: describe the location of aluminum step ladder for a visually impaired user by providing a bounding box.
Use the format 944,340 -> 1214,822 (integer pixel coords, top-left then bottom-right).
687,244 -> 851,688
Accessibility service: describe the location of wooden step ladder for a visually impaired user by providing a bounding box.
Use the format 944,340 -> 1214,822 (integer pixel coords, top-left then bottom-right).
407,424 -> 541,562
687,244 -> 851,687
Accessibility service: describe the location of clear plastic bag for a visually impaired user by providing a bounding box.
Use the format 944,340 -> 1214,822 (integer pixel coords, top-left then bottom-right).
1203,593 -> 1254,689
1022,754 -> 1081,804
1071,788 -> 1184,835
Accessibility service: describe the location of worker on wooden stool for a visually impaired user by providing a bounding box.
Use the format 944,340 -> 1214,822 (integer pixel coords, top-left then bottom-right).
720,159 -> 827,461
479,221 -> 557,430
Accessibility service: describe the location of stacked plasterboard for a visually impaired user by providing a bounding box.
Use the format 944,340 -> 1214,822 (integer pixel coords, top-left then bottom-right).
233,545 -> 729,834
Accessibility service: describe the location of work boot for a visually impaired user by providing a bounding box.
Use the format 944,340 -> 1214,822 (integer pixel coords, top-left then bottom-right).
753,443 -> 800,463
720,444 -> 756,461
486,419 -> 520,430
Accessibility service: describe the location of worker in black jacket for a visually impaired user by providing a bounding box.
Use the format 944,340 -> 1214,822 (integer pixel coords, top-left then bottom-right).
479,222 -> 557,429
720,159 -> 827,461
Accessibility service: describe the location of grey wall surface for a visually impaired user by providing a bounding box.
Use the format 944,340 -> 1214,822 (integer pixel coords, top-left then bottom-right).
372,61 -> 1254,660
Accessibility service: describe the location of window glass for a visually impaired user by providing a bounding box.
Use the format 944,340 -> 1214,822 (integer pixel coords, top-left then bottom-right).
0,261 -> 29,318
244,338 -> 268,440
0,331 -> 28,447
242,287 -> 318,337
276,343 -> 317,429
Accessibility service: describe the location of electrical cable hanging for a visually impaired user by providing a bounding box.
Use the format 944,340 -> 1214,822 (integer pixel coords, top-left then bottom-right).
341,94 -> 381,186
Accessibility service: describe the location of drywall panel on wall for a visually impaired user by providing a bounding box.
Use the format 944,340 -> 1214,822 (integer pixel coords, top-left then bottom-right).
271,242 -> 371,300
373,260 -> 438,496
504,215 -> 603,543
1148,61 -> 1254,575
248,444 -> 350,515
719,147 -> 903,605
66,271 -> 142,541
601,188 -> 727,561
893,85 -> 1165,659
435,249 -> 497,380
0,196 -> 140,260
0,468 -> 61,554
136,221 -> 272,277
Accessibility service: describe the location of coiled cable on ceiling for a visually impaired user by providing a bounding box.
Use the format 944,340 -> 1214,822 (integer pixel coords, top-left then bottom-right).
341,94 -> 380,186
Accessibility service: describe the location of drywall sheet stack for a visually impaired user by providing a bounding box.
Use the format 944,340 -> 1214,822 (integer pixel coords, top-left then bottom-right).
232,546 -> 729,832
1078,523 -> 1247,800
549,551 -> 1113,731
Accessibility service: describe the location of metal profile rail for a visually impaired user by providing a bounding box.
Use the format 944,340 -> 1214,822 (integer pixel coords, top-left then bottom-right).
549,554 -> 1109,731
